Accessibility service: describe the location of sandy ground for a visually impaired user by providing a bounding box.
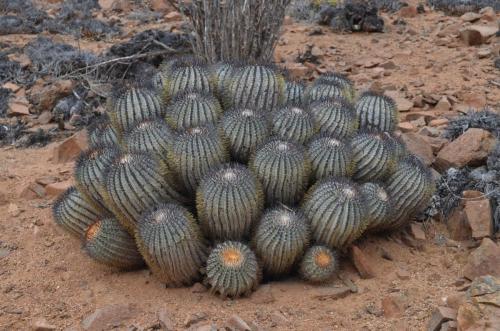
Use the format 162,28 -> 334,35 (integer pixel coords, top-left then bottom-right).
0,1 -> 499,330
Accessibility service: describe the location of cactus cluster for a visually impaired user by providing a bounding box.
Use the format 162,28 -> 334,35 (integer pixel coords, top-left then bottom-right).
52,59 -> 435,296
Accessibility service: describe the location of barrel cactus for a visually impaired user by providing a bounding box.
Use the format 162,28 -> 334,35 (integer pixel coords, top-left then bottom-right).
52,66 -> 436,296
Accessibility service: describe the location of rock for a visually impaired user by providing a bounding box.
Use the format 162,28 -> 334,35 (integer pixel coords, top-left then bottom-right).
165,11 -> 182,22
8,97 -> 30,116
226,315 -> 251,331
403,111 -> 438,123
286,63 -> 310,79
30,80 -> 73,112
382,295 -> 405,318
32,318 -> 56,331
440,321 -> 457,331
191,282 -> 207,293
37,111 -> 53,125
98,0 -> 114,10
435,128 -> 496,170
447,206 -> 472,241
312,287 -> 351,300
427,306 -> 457,331
385,91 -> 413,112
189,324 -> 217,331
459,25 -> 498,46
401,133 -> 435,166
399,6 -> 417,18
477,48 -> 492,59
456,276 -> 500,330
462,238 -> 500,280
460,12 -> 481,23
444,292 -> 466,310
8,203 -> 21,217
396,269 -> 410,280
35,176 -> 58,187
464,198 -> 492,239
419,127 -> 441,138
20,182 -> 46,199
184,312 -> 207,328
45,181 -> 72,197
398,122 -> 416,133
456,302 -> 482,331
435,97 -> 451,111
270,312 -> 288,326
248,321 -> 265,331
460,92 -> 487,109
0,190 -> 7,206
149,0 -> 172,12
410,222 -> 426,241
251,284 -> 275,304
479,7 -> 496,21
283,16 -> 293,25
413,95 -> 424,108
52,130 -> 88,163
158,309 -> 175,331
3,82 -> 21,93
380,61 -> 397,70
429,118 -> 449,127
422,136 -> 448,153
81,304 -> 136,331
351,245 -> 375,279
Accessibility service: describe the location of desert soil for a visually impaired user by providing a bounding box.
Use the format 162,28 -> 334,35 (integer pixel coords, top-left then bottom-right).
0,1 -> 499,330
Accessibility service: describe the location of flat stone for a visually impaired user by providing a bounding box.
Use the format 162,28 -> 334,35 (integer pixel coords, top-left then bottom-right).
464,199 -> 493,239
410,222 -> 426,241
8,97 -> 30,116
51,130 -> 88,163
401,133 -> 435,166
460,12 -> 481,23
184,312 -> 208,328
45,181 -> 72,198
462,238 -> 500,280
286,63 -> 311,79
460,25 -> 498,46
396,269 -> 411,280
440,321 -> 457,331
81,304 -> 137,331
35,176 -> 58,187
351,245 -> 375,279
165,11 -> 182,22
191,282 -> 207,293
435,97 -> 451,111
398,122 -> 416,133
382,295 -> 405,318
226,315 -> 251,331
427,306 -> 457,331
188,324 -> 217,331
3,82 -> 21,92
32,318 -> 56,331
477,48 -> 492,59
270,312 -> 288,326
429,118 -> 449,127
158,309 -> 175,331
312,286 -> 351,300
20,182 -> 46,199
37,111 -> 53,125
399,5 -> 418,18
447,206 -> 472,241
435,128 -> 496,170
444,292 -> 467,310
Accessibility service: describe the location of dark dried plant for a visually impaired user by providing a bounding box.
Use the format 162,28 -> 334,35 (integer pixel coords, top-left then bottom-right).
168,0 -> 292,63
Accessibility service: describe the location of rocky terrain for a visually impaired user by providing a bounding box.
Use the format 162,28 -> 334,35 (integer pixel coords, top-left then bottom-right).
0,0 -> 499,330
